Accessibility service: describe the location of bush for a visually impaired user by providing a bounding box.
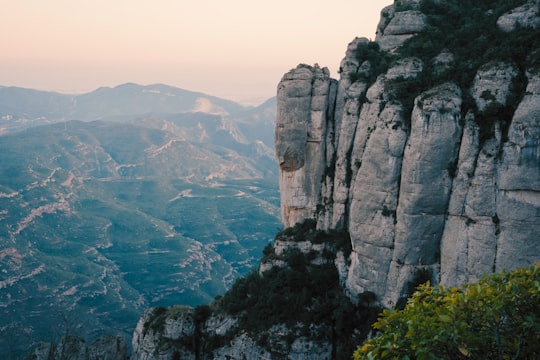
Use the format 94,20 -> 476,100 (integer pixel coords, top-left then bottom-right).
350,41 -> 394,85
354,263 -> 540,360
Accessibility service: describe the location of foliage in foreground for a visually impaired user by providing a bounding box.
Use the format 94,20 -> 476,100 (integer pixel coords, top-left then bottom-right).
354,264 -> 540,360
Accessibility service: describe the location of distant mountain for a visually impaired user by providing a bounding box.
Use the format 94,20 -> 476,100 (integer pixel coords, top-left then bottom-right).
0,86 -> 73,130
0,85 -> 280,357
232,96 -> 277,148
0,83 -> 252,134
69,83 -> 246,121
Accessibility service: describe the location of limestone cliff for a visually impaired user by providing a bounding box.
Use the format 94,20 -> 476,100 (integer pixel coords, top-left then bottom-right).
129,1 -> 540,358
276,0 -> 540,308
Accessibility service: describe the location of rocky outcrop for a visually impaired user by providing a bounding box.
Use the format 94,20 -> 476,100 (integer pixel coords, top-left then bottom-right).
130,1 -> 540,358
131,306 -> 197,360
275,0 -> 540,307
130,304 -> 336,360
27,335 -> 127,360
497,1 -> 540,32
275,64 -> 337,228
376,3 -> 427,52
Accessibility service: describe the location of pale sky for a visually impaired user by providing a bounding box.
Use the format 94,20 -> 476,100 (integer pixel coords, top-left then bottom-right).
0,0 -> 392,105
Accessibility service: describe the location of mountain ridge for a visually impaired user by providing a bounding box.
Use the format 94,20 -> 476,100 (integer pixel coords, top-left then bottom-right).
0,82 -> 274,135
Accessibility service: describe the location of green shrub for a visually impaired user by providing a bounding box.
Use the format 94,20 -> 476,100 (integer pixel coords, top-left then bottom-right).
354,263 -> 540,360
350,41 -> 394,85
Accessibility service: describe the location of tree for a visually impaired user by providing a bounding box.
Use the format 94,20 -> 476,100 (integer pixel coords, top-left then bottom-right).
354,263 -> 540,360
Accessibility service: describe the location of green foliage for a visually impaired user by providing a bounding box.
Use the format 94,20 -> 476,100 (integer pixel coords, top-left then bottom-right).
277,218 -> 318,239
394,1 -> 417,12
275,219 -> 352,257
216,220 -> 375,358
219,265 -> 339,327
218,263 -> 377,358
378,0 -> 540,136
354,264 -> 540,360
194,305 -> 211,323
350,41 -> 394,85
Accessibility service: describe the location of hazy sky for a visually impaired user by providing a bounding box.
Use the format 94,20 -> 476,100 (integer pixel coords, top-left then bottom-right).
1,0 -> 392,105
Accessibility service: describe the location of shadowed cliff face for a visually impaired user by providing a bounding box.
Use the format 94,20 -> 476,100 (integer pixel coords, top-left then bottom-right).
275,0 -> 540,308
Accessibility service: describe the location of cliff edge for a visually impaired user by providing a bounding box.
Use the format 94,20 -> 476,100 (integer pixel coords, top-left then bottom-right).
276,0 -> 540,308
126,1 -> 540,359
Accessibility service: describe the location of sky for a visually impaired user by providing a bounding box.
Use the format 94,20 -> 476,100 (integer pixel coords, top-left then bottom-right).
0,0 -> 392,105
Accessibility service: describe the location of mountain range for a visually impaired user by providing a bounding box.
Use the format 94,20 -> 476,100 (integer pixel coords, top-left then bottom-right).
0,83 -> 280,358
0,83 -> 250,133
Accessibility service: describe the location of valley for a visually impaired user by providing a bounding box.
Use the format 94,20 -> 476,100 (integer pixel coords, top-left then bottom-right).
0,85 -> 279,357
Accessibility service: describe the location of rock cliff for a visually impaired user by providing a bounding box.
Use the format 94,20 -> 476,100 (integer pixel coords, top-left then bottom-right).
276,0 -> 540,308
26,335 -> 127,360
129,1 -> 540,358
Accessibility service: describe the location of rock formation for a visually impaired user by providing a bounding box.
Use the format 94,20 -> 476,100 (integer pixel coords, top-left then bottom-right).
129,1 -> 540,358
26,335 -> 127,360
275,0 -> 540,308
276,65 -> 337,228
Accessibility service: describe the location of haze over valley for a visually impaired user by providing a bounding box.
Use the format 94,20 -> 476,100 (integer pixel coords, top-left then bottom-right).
0,84 -> 280,357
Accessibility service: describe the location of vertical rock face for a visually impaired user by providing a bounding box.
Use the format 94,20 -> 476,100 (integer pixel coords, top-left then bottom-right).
276,64 -> 337,228
494,70 -> 540,271
275,1 -> 540,307
384,83 -> 463,307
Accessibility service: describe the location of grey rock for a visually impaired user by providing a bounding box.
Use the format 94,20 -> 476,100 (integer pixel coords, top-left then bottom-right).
432,49 -> 455,76
130,306 -> 334,360
385,57 -> 424,80
471,61 -> 519,112
384,82 -> 463,306
497,2 -> 540,32
376,6 -> 427,52
330,80 -> 369,229
276,64 -> 337,228
88,336 -> 128,360
131,306 -> 196,360
273,0 -> 539,312
209,333 -> 270,360
496,69 -> 540,273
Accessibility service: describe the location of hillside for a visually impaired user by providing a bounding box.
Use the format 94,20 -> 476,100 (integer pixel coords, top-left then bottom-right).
0,89 -> 280,358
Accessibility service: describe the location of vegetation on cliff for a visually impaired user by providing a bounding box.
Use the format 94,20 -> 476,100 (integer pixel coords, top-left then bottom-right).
196,1 -> 539,357
351,0 -> 539,135
213,219 -> 378,358
354,263 -> 540,360
131,1 -> 539,358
